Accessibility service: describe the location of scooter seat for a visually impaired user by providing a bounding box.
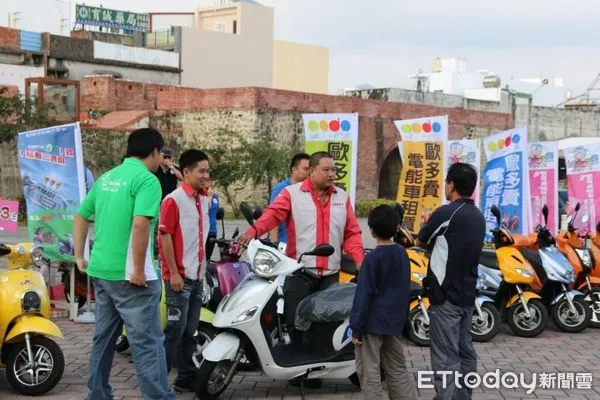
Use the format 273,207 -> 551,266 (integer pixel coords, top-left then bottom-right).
295,284 -> 356,332
479,251 -> 500,270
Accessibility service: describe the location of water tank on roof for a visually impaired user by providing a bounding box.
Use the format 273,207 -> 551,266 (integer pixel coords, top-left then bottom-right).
432,57 -> 442,73
483,74 -> 501,88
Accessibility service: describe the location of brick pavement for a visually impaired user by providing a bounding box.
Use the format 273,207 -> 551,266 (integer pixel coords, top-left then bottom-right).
2,318 -> 600,400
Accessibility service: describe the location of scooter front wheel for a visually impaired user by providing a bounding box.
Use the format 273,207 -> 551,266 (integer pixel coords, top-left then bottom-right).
507,298 -> 548,338
194,360 -> 236,400
5,336 -> 65,396
471,302 -> 501,342
583,287 -> 600,328
552,296 -> 591,333
115,334 -> 130,353
406,308 -> 430,346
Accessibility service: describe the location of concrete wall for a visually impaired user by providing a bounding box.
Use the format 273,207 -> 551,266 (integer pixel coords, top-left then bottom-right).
347,87 -> 600,144
0,64 -> 45,93
195,5 -> 239,33
516,104 -> 600,142
64,61 -> 179,86
93,41 -> 179,69
272,40 -> 328,94
179,24 -> 272,89
70,30 -> 135,46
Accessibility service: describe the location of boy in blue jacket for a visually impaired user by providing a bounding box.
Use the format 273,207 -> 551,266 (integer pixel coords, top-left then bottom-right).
349,205 -> 416,400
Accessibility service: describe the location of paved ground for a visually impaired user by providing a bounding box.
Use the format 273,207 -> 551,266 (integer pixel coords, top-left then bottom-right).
1,317 -> 600,399
2,225 -> 600,399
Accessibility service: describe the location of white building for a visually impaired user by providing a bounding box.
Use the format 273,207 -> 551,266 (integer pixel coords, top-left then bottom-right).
410,57 -> 571,108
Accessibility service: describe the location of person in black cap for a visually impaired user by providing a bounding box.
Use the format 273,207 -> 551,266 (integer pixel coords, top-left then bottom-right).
155,147 -> 183,201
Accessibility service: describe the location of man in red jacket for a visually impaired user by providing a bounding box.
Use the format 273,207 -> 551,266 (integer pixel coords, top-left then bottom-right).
238,151 -> 364,331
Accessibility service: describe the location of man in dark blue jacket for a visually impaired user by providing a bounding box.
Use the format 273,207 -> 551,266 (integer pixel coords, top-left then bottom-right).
350,205 -> 416,400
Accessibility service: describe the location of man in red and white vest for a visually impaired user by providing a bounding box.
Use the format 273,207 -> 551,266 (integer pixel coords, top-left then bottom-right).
158,149 -> 210,393
239,151 -> 364,329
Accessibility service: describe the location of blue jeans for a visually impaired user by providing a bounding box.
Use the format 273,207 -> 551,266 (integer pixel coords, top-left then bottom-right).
88,279 -> 175,400
164,278 -> 204,386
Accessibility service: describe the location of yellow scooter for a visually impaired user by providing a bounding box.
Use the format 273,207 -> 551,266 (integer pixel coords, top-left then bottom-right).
0,243 -> 65,395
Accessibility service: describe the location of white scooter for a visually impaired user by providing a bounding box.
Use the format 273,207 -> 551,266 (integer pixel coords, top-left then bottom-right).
194,203 -> 358,399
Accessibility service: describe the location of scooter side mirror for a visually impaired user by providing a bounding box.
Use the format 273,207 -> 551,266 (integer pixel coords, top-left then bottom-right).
232,227 -> 239,239
394,203 -> 405,226
216,207 -> 225,221
0,244 -> 11,256
490,205 -> 501,224
575,202 -> 581,212
306,244 -> 335,257
542,205 -> 549,226
240,202 -> 256,229
298,244 -> 335,263
253,207 -> 263,220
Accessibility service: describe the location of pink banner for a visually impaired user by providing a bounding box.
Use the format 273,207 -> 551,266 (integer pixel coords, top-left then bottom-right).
0,200 -> 19,233
528,142 -> 558,232
565,144 -> 600,232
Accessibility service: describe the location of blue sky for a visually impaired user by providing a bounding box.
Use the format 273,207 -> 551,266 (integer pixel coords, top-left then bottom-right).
3,0 -> 599,95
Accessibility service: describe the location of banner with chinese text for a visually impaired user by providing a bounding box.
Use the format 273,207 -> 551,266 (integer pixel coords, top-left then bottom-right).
564,143 -> 600,233
17,123 -> 86,261
395,115 -> 448,234
303,113 -> 359,207
0,200 -> 19,233
482,128 -> 530,240
528,142 -> 559,233
447,139 -> 481,206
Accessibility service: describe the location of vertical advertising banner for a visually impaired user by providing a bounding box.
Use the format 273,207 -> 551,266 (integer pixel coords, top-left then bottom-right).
482,128 -> 530,239
0,200 -> 19,233
303,113 -> 359,207
447,139 -> 481,206
394,115 -> 448,234
528,142 -> 559,233
564,144 -> 600,232
17,123 -> 86,261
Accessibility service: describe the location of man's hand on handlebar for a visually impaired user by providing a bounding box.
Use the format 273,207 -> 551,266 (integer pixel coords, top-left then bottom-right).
237,233 -> 253,255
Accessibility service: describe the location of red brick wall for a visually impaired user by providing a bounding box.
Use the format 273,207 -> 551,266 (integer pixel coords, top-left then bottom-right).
80,77 -> 513,199
81,76 -> 173,112
0,26 -> 20,50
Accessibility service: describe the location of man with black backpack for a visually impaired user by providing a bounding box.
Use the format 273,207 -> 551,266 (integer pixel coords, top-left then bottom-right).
416,163 -> 486,400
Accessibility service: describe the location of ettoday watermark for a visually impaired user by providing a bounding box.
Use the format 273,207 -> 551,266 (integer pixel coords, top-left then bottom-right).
418,370 -> 593,395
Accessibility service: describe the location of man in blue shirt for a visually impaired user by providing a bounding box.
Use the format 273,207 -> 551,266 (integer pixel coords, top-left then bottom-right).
84,166 -> 95,194
269,153 -> 310,243
205,173 -> 220,261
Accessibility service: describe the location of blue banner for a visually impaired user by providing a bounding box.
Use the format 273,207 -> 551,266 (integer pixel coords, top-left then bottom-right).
17,123 -> 86,261
481,128 -> 530,241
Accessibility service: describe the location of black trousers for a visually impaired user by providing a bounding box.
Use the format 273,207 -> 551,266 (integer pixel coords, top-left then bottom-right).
283,271 -> 340,330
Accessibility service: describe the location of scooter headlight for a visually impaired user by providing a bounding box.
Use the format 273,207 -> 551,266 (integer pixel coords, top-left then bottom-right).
22,291 -> 41,313
575,249 -> 592,268
30,247 -> 45,267
412,272 -> 425,283
477,273 -> 486,290
232,306 -> 258,324
516,268 -> 534,278
563,269 -> 575,284
252,249 -> 281,278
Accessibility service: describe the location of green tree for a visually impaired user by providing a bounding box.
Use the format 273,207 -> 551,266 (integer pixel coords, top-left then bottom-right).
243,134 -> 302,204
203,129 -> 250,217
0,89 -> 54,143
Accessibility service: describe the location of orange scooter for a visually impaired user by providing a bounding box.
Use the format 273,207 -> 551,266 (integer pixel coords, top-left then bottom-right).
555,203 -> 600,328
